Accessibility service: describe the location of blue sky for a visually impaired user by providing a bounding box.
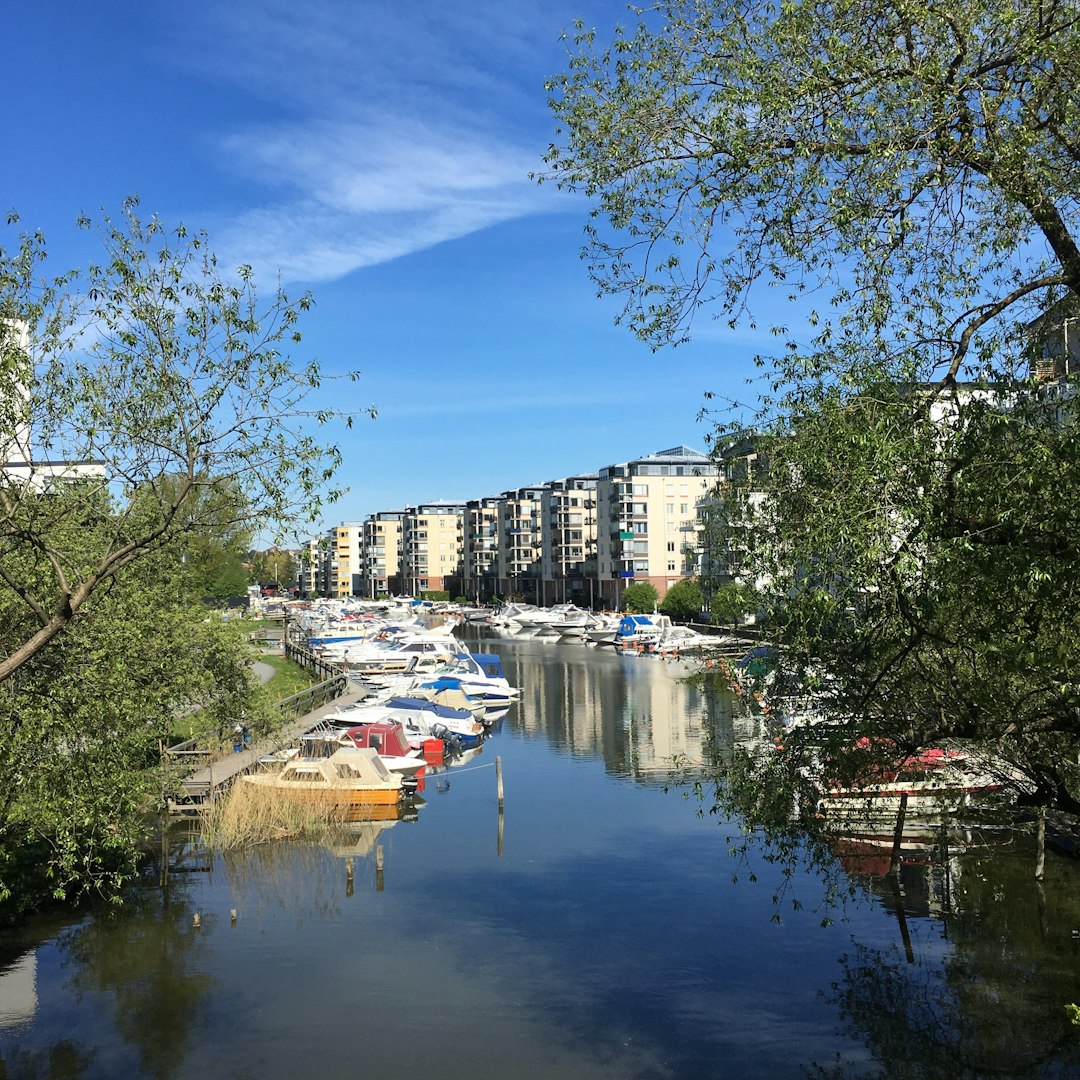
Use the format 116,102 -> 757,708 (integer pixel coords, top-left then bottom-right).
7,1 -> 767,533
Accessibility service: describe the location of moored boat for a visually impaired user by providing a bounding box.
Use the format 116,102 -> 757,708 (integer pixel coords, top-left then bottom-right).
242,746 -> 409,809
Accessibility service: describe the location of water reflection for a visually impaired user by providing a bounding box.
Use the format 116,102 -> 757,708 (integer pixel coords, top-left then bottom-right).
3,636 -> 1080,1078
469,628 -> 749,780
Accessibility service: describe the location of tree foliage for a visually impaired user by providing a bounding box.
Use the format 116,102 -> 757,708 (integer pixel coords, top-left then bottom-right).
709,581 -> 758,627
622,581 -> 660,613
659,577 -> 703,620
0,199 -> 372,683
545,0 -> 1080,811
0,202 -> 374,909
543,0 -> 1080,373
0,515 -> 260,911
249,548 -> 298,591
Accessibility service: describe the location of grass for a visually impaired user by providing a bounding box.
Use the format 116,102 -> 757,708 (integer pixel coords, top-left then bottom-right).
169,652 -> 319,744
254,653 -> 319,700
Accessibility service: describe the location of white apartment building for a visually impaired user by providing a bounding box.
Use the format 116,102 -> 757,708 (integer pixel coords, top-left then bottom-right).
540,473 -> 598,607
297,538 -> 320,596
323,523 -> 363,597
496,485 -> 545,601
595,446 -> 718,609
362,510 -> 405,598
1,319 -> 105,491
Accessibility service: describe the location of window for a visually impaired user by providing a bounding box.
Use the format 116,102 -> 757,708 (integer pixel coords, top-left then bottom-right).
633,484 -> 648,495
666,503 -> 674,514
634,560 -> 649,572
680,503 -> 688,514
633,540 -> 649,554
667,560 -> 677,571
667,541 -> 676,552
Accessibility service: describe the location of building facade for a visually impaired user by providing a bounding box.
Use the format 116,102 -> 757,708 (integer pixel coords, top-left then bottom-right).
462,496 -> 500,602
496,485 -> 545,601
540,473 -> 598,607
361,510 -> 405,597
595,446 -> 718,609
400,502 -> 465,596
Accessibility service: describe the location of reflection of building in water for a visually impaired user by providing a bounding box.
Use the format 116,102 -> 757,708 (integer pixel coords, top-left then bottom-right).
701,688 -> 771,764
622,662 -> 711,777
0,951 -> 37,1030
511,639 -> 753,782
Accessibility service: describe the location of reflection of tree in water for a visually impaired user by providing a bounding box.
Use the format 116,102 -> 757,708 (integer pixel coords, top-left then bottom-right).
0,1041 -> 96,1080
58,880 -> 211,1080
814,835 -> 1080,1078
218,836 -> 366,918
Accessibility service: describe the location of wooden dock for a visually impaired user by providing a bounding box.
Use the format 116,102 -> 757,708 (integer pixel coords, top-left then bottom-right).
166,680 -> 366,814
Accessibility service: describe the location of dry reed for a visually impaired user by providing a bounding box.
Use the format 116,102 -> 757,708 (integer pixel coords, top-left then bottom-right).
202,780 -> 356,849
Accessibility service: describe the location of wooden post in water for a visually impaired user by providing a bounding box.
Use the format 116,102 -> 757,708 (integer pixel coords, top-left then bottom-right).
496,755 -> 505,857
1036,811 -> 1046,882
375,845 -> 385,893
889,793 -> 909,876
345,857 -> 355,898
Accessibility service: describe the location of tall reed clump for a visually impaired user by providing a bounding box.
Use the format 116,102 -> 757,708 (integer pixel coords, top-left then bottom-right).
202,781 -> 352,849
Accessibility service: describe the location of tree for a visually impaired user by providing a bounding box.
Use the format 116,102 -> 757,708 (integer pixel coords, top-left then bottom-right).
709,582 -> 757,628
249,548 -> 298,592
0,522 -> 260,909
658,577 -> 703,621
542,0 -> 1080,370
0,199 -> 373,683
622,581 -> 659,613
544,1 -> 1080,812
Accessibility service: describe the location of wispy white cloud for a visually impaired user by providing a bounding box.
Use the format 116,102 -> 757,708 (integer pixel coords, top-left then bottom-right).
211,115 -> 559,283
173,0 -> 576,283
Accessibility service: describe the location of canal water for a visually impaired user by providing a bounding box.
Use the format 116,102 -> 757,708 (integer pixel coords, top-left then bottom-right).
3,631 -> 1080,1079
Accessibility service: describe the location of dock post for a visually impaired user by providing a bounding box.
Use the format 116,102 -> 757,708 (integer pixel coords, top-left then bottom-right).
496,756 -> 504,808
375,845 -> 385,893
889,793 -> 908,875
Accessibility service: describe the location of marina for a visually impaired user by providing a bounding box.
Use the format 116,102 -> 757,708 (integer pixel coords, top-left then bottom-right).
2,627 -> 1080,1078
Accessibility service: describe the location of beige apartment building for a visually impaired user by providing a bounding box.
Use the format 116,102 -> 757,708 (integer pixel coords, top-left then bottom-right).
361,510 -> 405,597
595,446 -> 718,609
400,502 -> 465,596
324,523 -> 363,597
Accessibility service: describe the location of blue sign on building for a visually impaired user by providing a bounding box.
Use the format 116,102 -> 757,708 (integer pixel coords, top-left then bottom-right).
619,570 -> 636,579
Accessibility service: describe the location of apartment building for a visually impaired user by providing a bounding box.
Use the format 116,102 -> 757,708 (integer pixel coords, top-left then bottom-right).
324,523 -> 364,597
462,496 -> 500,602
400,502 -> 465,596
595,446 -> 718,609
2,319 -> 105,491
496,485 -> 545,601
296,539 -> 321,596
361,510 -> 405,598
540,474 -> 598,606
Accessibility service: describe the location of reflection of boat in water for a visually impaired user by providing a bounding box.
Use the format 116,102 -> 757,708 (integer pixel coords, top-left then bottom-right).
242,747 -> 410,811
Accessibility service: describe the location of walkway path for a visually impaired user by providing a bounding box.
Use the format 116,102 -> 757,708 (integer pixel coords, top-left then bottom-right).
168,684 -> 367,813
